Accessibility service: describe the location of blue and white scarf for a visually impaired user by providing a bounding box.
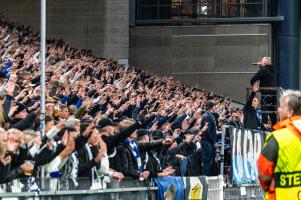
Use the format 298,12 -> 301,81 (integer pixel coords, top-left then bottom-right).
124,139 -> 143,173
28,176 -> 40,196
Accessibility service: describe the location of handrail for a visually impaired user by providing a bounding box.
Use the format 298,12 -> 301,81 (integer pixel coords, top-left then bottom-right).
0,187 -> 159,197
245,86 -> 282,116
135,16 -> 284,25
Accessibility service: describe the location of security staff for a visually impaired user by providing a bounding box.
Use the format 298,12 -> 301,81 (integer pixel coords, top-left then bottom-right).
257,90 -> 301,200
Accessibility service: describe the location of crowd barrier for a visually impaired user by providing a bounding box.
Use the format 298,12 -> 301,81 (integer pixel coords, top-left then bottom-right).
224,185 -> 264,200
0,176 -> 224,200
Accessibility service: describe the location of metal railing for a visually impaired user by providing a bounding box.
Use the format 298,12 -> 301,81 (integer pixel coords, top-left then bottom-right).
246,86 -> 281,117
0,178 -> 157,199
0,176 -> 225,200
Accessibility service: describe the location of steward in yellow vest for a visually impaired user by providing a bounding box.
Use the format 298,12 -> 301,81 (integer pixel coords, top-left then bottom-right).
257,90 -> 301,200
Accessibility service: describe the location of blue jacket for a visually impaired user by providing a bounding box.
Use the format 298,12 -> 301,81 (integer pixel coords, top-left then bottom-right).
200,111 -> 217,145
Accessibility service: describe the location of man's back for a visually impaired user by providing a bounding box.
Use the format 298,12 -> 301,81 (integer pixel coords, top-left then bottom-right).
201,111 -> 217,145
250,65 -> 276,88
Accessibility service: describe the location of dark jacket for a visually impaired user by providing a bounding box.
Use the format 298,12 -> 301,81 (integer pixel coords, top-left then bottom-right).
3,95 -> 13,122
162,148 -> 177,170
243,92 -> 261,130
10,111 -> 37,131
115,140 -> 163,179
33,143 -> 66,166
200,111 -> 217,145
101,123 -> 138,156
0,148 -> 29,184
101,123 -> 138,170
0,163 -> 23,184
250,65 -> 276,88
140,141 -> 164,178
176,142 -> 202,176
77,145 -> 99,178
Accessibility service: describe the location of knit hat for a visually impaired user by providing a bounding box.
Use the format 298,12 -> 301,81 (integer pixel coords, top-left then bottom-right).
65,117 -> 80,128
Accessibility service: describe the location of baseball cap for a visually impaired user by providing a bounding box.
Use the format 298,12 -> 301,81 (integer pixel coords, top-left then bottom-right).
137,129 -> 148,138
96,117 -> 116,129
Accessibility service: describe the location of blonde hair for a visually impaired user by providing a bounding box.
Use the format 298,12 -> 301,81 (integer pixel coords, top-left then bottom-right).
23,130 -> 39,145
0,101 -> 6,128
6,128 -> 20,135
0,128 -> 7,158
118,118 -> 136,133
262,57 -> 272,65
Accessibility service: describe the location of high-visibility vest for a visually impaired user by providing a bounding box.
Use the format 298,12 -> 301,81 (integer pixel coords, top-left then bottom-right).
271,126 -> 301,200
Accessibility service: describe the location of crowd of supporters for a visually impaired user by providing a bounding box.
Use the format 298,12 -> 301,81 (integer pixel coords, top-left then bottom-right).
0,17 -> 256,192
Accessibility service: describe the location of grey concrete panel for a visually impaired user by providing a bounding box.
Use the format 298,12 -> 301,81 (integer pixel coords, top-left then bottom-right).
46,5 -> 88,16
89,4 -> 129,15
215,35 -> 268,46
88,26 -> 128,37
101,15 -> 129,26
130,36 -> 170,47
48,26 -> 89,37
47,0 -> 87,6
103,47 -> 129,59
118,37 -> 129,48
214,24 -> 261,34
172,47 -> 215,58
47,16 -> 88,28
62,37 -> 88,50
214,46 -> 264,58
172,73 -> 253,101
8,16 -> 39,27
7,5 -> 40,17
104,0 -> 129,5
171,37 -> 216,47
130,24 -> 272,102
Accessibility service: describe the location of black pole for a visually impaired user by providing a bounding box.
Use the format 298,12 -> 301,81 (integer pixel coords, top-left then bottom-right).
275,0 -> 300,89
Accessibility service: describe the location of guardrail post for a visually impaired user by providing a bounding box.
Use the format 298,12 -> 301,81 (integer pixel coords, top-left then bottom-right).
220,125 -> 227,177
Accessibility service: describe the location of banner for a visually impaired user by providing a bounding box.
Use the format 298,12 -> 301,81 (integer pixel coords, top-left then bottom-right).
155,176 -> 208,200
183,177 -> 208,200
229,127 -> 266,185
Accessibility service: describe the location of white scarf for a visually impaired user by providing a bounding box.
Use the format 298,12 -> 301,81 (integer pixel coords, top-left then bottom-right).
143,151 -> 162,171
85,144 -> 102,189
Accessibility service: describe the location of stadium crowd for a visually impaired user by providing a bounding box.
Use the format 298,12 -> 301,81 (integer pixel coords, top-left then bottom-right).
0,17 -> 266,192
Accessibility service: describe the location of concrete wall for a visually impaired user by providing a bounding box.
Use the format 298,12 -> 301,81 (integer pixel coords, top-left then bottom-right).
0,0 -> 129,61
130,24 -> 272,102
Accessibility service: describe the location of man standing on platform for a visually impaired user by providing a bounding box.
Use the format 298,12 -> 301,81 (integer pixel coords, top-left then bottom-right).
250,57 -> 277,127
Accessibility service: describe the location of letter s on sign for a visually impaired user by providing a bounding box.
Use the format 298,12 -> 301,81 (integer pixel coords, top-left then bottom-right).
280,174 -> 286,187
